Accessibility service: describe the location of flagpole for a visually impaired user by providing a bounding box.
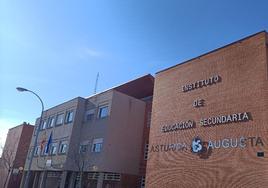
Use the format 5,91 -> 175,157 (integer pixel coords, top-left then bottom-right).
45,132 -> 52,155
41,131 -> 52,188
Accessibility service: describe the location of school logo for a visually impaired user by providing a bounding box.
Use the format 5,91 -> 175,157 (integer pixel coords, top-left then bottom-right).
191,137 -> 202,153
191,137 -> 212,159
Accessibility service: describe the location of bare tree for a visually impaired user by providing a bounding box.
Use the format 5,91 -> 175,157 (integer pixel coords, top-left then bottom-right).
0,146 -> 14,188
70,145 -> 89,188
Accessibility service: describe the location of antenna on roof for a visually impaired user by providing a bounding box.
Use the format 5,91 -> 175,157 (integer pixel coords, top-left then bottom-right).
94,72 -> 99,94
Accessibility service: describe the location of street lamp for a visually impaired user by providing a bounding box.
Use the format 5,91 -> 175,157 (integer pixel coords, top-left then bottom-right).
16,87 -> 44,188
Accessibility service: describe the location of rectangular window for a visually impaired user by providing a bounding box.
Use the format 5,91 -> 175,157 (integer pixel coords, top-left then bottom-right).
98,105 -> 109,119
79,144 -> 87,153
65,110 -> 74,123
85,109 -> 95,121
88,172 -> 99,180
47,116 -> 55,128
47,171 -> 62,178
51,143 -> 57,155
34,146 -> 41,156
257,151 -> 264,157
59,141 -> 68,154
55,113 -> 64,126
42,144 -> 49,156
104,173 -> 121,181
34,126 -> 38,136
92,138 -> 103,152
41,120 -> 47,130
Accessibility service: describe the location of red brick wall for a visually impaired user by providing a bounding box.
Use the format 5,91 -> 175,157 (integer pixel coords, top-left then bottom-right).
2,124 -> 34,188
266,33 -> 268,79
8,125 -> 33,188
13,125 -> 34,168
146,32 -> 268,188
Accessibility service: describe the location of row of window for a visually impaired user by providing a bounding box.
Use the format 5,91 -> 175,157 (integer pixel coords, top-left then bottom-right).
34,138 -> 104,157
84,105 -> 109,122
39,104 -> 109,131
80,138 -> 104,153
34,141 -> 68,156
40,110 -> 74,130
87,172 -> 121,181
35,140 -> 147,158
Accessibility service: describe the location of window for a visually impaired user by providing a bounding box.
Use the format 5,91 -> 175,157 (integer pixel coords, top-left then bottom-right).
65,110 -> 74,123
43,144 -> 49,155
34,146 -> 41,156
85,109 -> 95,121
34,126 -> 38,136
144,143 -> 149,160
98,105 -> 109,119
92,138 -> 103,152
56,113 -> 64,126
88,172 -> 121,181
141,176 -> 145,188
41,120 -> 47,130
59,141 -> 68,154
79,144 -> 87,153
42,144 -> 49,156
47,171 -> 62,178
47,116 -> 55,128
88,172 -> 99,180
51,143 -> 57,155
104,173 -> 121,181
257,151 -> 264,157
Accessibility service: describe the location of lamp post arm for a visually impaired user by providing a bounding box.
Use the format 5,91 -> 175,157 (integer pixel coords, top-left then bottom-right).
22,90 -> 44,188
27,90 -> 44,112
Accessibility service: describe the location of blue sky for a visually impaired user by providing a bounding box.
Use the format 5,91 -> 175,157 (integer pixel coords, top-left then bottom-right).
1,0 -> 268,149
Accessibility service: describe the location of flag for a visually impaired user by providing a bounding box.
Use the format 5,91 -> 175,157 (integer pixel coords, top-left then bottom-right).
45,132 -> 52,154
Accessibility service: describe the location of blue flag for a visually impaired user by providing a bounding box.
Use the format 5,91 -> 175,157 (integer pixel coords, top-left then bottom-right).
45,132 -> 52,154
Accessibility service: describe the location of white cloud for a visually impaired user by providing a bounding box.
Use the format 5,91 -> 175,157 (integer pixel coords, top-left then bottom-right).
77,47 -> 102,59
84,48 -> 101,57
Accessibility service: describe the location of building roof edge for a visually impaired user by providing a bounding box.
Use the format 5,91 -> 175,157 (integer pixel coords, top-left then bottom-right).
9,122 -> 34,131
85,74 -> 154,99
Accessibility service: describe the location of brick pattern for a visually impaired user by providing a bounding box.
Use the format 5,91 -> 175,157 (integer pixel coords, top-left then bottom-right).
0,123 -> 34,188
146,32 -> 268,188
7,125 -> 34,188
14,125 -> 34,168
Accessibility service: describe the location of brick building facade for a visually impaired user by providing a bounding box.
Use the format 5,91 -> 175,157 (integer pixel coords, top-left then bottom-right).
0,122 -> 34,188
146,31 -> 268,187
